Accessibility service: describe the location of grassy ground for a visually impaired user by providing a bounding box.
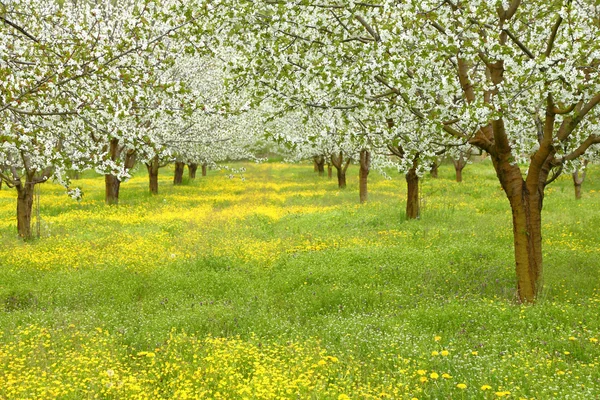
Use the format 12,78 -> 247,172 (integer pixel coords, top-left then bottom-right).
0,161 -> 599,399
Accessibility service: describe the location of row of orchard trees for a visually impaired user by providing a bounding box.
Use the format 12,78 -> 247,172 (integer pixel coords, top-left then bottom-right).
216,0 -> 600,303
2,0 -> 599,303
0,0 -> 265,237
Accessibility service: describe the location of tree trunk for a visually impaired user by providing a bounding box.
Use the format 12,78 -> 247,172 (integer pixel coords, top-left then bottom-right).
327,163 -> 332,179
16,183 -> 35,239
105,174 -> 121,205
508,185 -> 543,304
146,155 -> 160,195
430,161 -> 439,178
405,166 -> 420,220
314,156 -> 325,176
202,163 -> 207,177
493,155 -> 543,304
359,149 -> 370,203
173,162 -> 185,185
331,152 -> 351,189
188,163 -> 198,180
572,161 -> 588,200
453,156 -> 467,183
313,160 -> 318,172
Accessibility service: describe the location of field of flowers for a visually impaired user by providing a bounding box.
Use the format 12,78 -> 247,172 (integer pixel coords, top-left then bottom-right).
1,161 -> 599,399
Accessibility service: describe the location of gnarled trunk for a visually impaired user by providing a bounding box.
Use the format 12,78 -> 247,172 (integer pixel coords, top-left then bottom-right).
146,155 -> 160,195
327,163 -> 332,179
331,152 -> 351,189
453,155 -> 467,183
405,165 -> 420,220
359,149 -> 370,203
188,163 -> 198,180
173,162 -> 185,185
202,163 -> 207,177
16,183 -> 35,239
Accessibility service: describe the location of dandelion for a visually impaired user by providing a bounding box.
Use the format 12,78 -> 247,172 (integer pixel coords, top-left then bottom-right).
434,336 -> 441,342
442,373 -> 452,379
417,369 -> 427,375
338,395 -> 350,400
457,383 -> 467,389
430,372 -> 439,379
431,351 -> 439,356
495,391 -> 511,397
481,385 -> 492,391
441,350 -> 449,357
420,377 -> 428,383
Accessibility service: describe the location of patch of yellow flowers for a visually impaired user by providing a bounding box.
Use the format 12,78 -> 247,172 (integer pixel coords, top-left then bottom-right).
0,325 -> 426,399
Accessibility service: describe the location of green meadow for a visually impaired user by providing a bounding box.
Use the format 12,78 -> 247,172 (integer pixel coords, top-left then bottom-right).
0,161 -> 599,399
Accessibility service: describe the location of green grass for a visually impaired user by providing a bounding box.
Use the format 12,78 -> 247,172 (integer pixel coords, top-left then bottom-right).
0,161 -> 599,399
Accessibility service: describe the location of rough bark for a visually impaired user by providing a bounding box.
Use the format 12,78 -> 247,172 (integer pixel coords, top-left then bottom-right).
202,163 -> 207,177
188,163 -> 198,180
331,152 -> 351,189
327,163 -> 332,179
405,164 -> 420,220
173,162 -> 185,185
16,183 -> 35,239
146,155 -> 160,195
359,149 -> 370,203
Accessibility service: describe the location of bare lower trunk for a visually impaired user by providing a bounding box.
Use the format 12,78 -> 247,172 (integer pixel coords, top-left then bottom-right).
146,156 -> 160,195
337,168 -> 347,188
331,152 -> 351,189
509,188 -> 543,303
572,162 -> 587,200
105,174 -> 121,205
313,160 -> 318,172
359,149 -> 370,203
188,163 -> 198,180
453,156 -> 467,183
494,157 -> 543,303
17,183 -> 35,239
430,161 -> 439,178
202,163 -> 207,177
314,156 -> 325,176
405,167 -> 420,220
327,163 -> 332,179
173,162 -> 185,185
